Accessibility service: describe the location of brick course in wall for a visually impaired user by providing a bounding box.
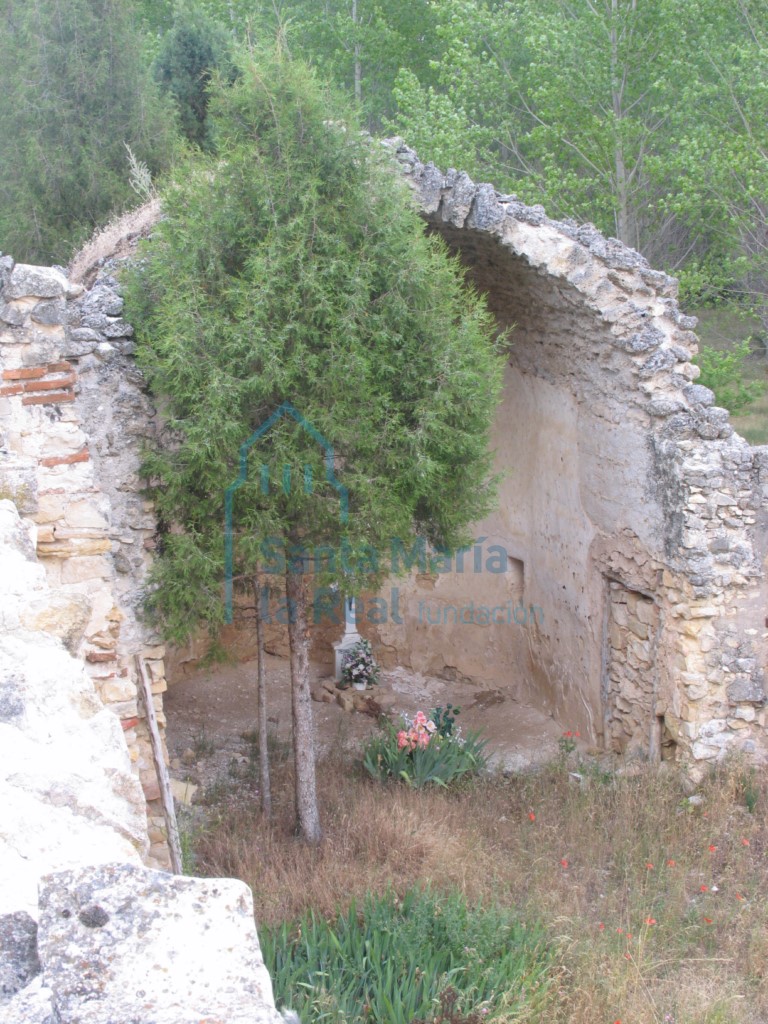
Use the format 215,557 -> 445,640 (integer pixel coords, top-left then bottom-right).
0,256 -> 170,868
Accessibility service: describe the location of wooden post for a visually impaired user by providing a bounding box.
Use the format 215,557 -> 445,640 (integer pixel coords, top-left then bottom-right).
135,655 -> 183,874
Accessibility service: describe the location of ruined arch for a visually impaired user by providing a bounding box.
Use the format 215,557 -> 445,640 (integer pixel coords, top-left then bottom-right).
367,145 -> 768,764
0,144 -> 766,845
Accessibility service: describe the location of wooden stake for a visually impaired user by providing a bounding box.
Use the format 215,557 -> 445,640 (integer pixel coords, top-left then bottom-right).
135,655 -> 183,874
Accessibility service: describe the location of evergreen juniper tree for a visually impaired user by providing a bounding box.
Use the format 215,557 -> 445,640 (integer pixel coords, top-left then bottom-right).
125,49 -> 504,843
0,0 -> 179,264
154,1 -> 234,150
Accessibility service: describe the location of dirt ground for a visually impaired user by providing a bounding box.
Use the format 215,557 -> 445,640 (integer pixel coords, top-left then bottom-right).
164,652 -> 568,793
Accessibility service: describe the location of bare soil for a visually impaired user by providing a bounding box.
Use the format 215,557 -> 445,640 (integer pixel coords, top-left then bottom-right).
163,652 -> 566,792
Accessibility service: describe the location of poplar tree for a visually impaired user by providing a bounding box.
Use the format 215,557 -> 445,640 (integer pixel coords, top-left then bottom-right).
125,50 -> 504,843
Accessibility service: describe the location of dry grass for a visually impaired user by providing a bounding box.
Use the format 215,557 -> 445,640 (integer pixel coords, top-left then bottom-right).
67,198 -> 161,287
191,748 -> 768,1024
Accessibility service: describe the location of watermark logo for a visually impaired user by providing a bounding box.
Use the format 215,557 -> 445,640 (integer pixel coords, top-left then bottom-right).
224,403 -> 544,628
224,402 -> 347,622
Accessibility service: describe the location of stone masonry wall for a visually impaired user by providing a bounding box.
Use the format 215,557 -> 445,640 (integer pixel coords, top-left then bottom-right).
374,143 -> 768,770
3,134 -> 768,778
0,256 -> 169,866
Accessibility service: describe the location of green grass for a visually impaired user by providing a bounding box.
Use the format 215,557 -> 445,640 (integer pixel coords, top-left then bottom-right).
193,749 -> 768,1024
262,888 -> 555,1024
692,305 -> 768,444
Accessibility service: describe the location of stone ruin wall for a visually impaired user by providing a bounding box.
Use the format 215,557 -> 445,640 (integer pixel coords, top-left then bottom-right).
0,263 -> 285,1024
1,141 -> 767,814
370,144 -> 768,768
0,257 -> 170,868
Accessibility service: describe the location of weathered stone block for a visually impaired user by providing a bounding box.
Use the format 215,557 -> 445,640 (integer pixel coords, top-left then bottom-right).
100,679 -> 138,704
731,705 -> 756,722
627,618 -> 649,640
0,978 -> 57,1024
60,555 -> 110,584
20,594 -> 91,655
102,318 -> 133,339
727,678 -> 766,704
0,911 -> 40,1003
36,863 -> 283,1024
30,300 -> 65,326
61,327 -> 100,357
5,265 -> 67,300
0,302 -> 25,327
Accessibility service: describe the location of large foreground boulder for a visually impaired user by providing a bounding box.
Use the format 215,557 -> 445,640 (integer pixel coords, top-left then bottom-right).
0,863 -> 284,1024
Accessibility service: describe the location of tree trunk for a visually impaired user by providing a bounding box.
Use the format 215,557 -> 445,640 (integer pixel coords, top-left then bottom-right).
252,575 -> 271,819
285,568 -> 322,843
352,0 -> 362,105
610,0 -> 635,248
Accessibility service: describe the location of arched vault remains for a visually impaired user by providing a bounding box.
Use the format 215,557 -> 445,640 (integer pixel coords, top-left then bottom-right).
0,145 -> 766,784
365,144 -> 768,764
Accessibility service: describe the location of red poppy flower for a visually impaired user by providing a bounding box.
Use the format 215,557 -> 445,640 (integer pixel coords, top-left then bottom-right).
704,917 -> 713,925
666,859 -> 676,867
742,838 -> 750,846
645,862 -> 654,870
528,811 -> 536,821
645,917 -> 657,925
708,845 -> 717,853
598,922 -> 605,931
700,885 -> 709,892
736,893 -> 745,901
560,858 -> 569,869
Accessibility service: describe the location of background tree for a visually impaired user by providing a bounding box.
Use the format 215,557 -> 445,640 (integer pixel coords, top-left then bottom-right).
0,0 -> 179,264
125,49 -> 504,843
154,1 -> 234,149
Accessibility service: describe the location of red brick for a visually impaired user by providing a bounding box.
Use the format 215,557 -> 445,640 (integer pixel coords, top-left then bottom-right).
40,448 -> 89,468
121,716 -> 140,731
23,373 -> 77,393
86,651 -> 116,664
2,366 -> 48,381
46,361 -> 73,374
0,384 -> 23,397
21,391 -> 75,406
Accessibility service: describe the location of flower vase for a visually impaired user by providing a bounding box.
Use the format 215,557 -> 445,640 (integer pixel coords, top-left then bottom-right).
353,681 -> 367,691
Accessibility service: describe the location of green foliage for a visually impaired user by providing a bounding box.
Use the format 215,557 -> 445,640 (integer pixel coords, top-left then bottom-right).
431,702 -> 461,738
387,0 -> 768,302
694,340 -> 765,416
0,0 -> 179,264
154,2 -> 234,149
362,712 -> 487,789
261,887 -> 554,1024
124,49 -> 504,643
